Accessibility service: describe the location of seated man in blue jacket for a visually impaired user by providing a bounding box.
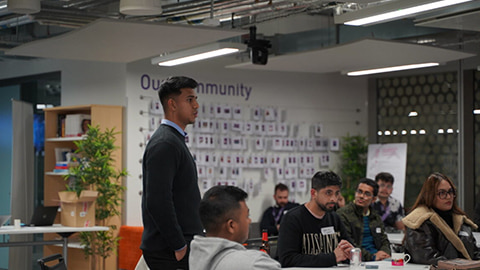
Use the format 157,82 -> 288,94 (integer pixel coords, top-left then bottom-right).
337,178 -> 391,261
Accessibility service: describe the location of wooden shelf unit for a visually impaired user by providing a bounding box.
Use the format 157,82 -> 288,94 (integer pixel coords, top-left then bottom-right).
43,104 -> 124,270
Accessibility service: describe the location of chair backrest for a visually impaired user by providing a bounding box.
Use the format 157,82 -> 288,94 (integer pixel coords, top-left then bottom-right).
37,253 -> 67,270
248,222 -> 261,239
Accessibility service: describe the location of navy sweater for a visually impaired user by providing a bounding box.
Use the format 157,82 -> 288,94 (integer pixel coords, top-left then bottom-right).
141,125 -> 203,252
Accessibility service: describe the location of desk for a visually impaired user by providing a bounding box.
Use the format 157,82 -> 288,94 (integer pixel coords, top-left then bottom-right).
0,224 -> 109,265
283,260 -> 429,270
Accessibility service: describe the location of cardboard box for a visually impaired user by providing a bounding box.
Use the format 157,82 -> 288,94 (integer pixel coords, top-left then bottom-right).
58,190 -> 98,227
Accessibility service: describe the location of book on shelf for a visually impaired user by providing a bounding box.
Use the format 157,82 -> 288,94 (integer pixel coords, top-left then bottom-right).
57,114 -> 66,137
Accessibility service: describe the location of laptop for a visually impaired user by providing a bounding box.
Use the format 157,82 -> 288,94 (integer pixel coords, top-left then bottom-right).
27,205 -> 58,226
0,215 -> 10,226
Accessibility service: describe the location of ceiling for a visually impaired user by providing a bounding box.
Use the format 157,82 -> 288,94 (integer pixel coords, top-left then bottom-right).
5,19 -> 246,62
0,0 -> 479,74
227,39 -> 475,74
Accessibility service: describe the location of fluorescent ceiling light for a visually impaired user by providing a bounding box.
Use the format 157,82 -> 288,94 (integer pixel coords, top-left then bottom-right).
408,111 -> 418,117
473,109 -> 480,114
336,0 -> 473,26
152,42 -> 246,67
346,62 -> 439,76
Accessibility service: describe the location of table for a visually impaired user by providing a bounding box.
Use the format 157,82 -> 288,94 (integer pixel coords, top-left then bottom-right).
0,224 -> 109,265
283,260 -> 429,270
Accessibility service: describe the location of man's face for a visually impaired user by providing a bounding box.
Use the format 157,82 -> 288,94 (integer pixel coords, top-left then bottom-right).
274,190 -> 289,208
377,179 -> 393,199
355,183 -> 375,209
171,87 -> 199,129
232,201 -> 251,244
312,185 -> 341,212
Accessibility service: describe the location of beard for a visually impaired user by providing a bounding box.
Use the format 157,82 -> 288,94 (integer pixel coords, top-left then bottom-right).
317,201 -> 337,212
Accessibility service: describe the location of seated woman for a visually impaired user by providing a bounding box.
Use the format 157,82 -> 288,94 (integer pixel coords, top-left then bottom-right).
403,172 -> 480,265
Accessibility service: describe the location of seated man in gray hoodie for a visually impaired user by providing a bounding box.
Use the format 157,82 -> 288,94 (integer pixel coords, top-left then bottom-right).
189,186 -> 281,270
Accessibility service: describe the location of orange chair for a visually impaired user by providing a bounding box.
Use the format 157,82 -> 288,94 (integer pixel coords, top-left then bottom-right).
118,226 -> 144,270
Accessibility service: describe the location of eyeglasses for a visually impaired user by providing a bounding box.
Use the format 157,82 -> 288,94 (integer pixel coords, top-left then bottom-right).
437,189 -> 456,199
355,189 -> 373,197
378,184 -> 393,189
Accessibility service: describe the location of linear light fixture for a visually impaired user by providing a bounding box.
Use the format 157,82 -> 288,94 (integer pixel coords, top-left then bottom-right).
334,0 -> 473,26
151,42 -> 247,67
345,62 -> 440,76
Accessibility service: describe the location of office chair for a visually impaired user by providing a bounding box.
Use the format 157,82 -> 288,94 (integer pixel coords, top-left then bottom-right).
37,253 -> 67,270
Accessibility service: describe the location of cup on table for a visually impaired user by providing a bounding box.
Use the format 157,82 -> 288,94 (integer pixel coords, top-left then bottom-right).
14,219 -> 21,229
391,252 -> 411,266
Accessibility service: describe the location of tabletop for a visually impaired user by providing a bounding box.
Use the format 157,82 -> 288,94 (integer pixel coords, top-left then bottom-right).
283,260 -> 430,270
0,224 -> 109,235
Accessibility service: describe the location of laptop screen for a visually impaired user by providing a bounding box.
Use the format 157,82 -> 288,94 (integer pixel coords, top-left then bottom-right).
29,206 -> 58,226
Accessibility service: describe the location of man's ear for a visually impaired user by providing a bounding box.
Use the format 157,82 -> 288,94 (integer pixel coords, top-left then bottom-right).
226,219 -> 236,235
310,188 -> 316,199
167,98 -> 176,111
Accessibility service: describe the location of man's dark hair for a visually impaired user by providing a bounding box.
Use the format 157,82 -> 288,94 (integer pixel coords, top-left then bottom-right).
357,178 -> 379,196
311,171 -> 342,191
158,76 -> 198,109
375,172 -> 394,184
274,183 -> 289,193
199,186 -> 248,233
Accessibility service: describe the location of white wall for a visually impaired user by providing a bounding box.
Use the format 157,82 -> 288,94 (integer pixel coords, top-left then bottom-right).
124,57 -> 368,226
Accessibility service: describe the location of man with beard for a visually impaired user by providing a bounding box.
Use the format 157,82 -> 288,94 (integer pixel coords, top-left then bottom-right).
277,171 -> 354,267
260,183 -> 299,236
336,178 -> 391,262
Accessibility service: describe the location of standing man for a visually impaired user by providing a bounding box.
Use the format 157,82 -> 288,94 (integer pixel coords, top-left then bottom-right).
189,186 -> 281,270
260,183 -> 299,236
141,76 -> 202,270
337,178 -> 391,261
277,171 -> 354,267
372,172 -> 405,232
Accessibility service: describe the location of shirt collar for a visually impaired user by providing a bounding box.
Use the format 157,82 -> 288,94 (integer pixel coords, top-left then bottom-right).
161,119 -> 187,137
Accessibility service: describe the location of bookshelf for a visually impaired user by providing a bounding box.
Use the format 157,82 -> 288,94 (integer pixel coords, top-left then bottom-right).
43,104 -> 123,270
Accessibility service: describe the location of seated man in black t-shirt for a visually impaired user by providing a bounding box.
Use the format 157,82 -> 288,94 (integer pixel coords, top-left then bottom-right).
277,171 -> 354,267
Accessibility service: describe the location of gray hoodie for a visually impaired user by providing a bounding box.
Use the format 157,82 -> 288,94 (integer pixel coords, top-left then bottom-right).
189,235 -> 281,270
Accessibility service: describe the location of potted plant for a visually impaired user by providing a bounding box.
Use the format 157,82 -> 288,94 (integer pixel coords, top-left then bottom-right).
339,134 -> 368,203
63,125 -> 128,269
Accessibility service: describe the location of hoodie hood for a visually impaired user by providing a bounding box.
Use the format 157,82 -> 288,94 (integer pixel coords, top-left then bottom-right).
189,235 -> 246,270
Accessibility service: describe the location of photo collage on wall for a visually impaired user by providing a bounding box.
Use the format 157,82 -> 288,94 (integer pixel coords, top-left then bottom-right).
140,98 -> 339,194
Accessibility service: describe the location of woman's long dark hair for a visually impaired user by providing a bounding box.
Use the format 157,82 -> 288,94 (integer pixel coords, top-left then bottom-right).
411,172 -> 465,215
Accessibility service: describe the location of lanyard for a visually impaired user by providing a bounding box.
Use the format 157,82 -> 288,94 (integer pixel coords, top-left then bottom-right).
272,207 -> 285,225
